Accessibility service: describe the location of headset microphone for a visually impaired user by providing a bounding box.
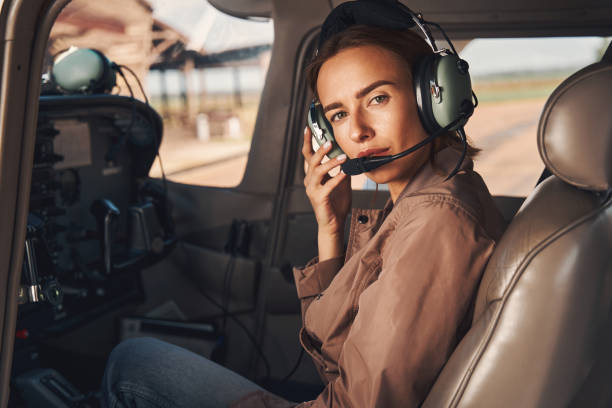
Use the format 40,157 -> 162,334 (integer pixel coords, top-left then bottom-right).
340,115 -> 465,176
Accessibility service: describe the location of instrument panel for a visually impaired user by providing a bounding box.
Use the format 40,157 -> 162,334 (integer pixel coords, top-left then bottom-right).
17,94 -> 175,339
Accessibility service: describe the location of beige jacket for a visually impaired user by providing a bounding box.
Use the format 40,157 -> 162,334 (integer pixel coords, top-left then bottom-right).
234,147 -> 507,407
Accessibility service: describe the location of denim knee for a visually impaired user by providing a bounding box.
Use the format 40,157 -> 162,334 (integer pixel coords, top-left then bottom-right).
102,337 -> 178,408
101,337 -> 265,408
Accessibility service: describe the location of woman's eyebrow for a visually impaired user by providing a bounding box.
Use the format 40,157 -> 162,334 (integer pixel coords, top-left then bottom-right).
323,101 -> 343,113
323,80 -> 396,113
355,80 -> 396,99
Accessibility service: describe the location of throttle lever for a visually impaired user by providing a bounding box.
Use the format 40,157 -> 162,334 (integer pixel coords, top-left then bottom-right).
22,223 -> 42,303
90,199 -> 120,275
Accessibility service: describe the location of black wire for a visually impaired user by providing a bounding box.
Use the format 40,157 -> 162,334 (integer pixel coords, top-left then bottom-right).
280,348 -> 305,383
444,127 -> 468,181
116,63 -> 169,222
116,69 -> 133,99
221,256 -> 236,333
118,64 -> 149,105
115,63 -> 271,382
178,241 -> 272,382
203,277 -> 271,382
106,66 -> 136,163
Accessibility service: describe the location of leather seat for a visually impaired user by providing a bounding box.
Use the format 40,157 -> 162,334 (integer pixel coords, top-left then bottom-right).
422,43 -> 612,407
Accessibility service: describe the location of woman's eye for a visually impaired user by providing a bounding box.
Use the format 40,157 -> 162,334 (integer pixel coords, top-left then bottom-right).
371,95 -> 388,105
330,111 -> 347,122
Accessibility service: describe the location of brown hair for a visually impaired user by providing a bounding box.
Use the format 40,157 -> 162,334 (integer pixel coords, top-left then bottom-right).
306,25 -> 480,160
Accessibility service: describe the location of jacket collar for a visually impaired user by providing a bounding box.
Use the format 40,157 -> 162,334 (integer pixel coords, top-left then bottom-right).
383,147 -> 474,213
348,148 -> 474,261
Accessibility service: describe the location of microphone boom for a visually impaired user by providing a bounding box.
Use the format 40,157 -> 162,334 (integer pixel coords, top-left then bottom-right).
340,116 -> 464,176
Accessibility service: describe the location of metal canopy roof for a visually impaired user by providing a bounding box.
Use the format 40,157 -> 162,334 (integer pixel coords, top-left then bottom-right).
210,0 -> 612,38
149,44 -> 271,70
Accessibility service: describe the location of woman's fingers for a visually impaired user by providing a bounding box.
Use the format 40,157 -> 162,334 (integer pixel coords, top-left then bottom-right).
308,141 -> 331,171
320,169 -> 348,194
305,154 -> 347,192
312,154 -> 347,180
305,153 -> 346,182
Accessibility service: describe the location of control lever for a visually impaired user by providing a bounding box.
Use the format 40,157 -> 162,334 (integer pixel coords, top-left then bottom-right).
90,199 -> 120,275
19,215 -> 65,305
21,224 -> 43,303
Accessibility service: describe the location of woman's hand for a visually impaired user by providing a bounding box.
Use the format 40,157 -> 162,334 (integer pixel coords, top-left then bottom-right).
302,126 -> 351,261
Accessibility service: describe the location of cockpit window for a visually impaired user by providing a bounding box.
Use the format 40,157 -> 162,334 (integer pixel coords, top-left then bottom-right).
355,36 -> 611,196
47,0 -> 273,187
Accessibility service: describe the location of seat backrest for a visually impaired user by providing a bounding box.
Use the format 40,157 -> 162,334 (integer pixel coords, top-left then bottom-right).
423,45 -> 612,408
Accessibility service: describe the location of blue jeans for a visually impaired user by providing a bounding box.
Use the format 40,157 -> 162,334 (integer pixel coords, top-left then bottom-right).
102,337 -> 266,408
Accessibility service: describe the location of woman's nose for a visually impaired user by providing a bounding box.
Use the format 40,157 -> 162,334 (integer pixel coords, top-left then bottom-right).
348,109 -> 373,143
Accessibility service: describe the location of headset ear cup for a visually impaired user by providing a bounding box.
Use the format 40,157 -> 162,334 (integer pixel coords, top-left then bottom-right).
414,53 -> 474,134
316,103 -> 334,138
307,100 -> 345,158
90,49 -> 116,93
413,54 -> 441,135
432,54 -> 474,130
50,48 -> 116,94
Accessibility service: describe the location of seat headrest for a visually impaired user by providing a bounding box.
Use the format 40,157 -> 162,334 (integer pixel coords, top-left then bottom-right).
537,54 -> 612,192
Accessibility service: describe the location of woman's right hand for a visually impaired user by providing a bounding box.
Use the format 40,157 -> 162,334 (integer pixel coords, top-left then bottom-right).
302,126 -> 351,259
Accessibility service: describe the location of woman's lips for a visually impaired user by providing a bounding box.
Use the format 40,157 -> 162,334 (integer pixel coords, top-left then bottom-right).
357,147 -> 390,158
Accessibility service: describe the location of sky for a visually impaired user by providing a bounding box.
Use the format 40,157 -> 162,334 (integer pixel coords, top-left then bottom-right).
462,37 -> 608,77
148,0 -> 273,53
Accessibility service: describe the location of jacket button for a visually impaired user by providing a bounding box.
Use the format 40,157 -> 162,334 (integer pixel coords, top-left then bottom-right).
357,215 -> 369,224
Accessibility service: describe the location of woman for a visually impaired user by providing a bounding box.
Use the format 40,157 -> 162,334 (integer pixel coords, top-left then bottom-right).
238,24 -> 506,407
102,17 -> 506,408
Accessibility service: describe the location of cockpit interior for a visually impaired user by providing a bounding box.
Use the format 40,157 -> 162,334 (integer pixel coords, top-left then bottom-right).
0,0 -> 610,407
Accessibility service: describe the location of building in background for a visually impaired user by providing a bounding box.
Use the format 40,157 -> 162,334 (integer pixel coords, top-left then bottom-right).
47,0 -> 272,126
46,0 -> 274,187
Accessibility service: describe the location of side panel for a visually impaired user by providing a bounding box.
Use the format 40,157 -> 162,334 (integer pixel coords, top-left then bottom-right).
0,0 -> 71,404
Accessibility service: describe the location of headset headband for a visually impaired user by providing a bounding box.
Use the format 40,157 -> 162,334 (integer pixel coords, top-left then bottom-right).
318,1 -> 417,50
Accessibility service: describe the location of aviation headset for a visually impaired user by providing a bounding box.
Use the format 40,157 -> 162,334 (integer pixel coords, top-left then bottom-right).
50,47 -> 117,94
308,0 -> 477,177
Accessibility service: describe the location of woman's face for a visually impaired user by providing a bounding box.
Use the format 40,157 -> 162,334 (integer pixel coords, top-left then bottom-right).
316,45 -> 430,190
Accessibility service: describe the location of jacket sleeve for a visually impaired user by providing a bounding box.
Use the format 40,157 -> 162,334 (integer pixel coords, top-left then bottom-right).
293,256 -> 344,323
300,200 -> 496,407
